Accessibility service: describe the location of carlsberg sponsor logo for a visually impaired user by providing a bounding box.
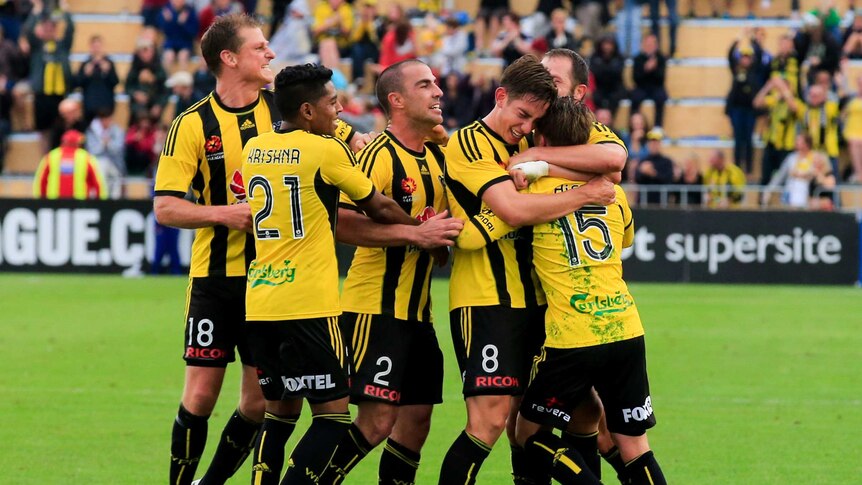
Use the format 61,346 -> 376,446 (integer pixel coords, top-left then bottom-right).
622,226 -> 842,274
570,293 -> 633,316
248,260 -> 296,288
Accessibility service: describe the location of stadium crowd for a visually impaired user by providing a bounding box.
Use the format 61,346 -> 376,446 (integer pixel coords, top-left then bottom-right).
5,0 -> 861,483
0,0 -> 861,211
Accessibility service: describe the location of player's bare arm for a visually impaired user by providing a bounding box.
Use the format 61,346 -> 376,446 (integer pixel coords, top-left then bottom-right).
356,190 -> 425,226
153,195 -> 252,232
508,143 -> 626,175
349,130 -> 379,152
481,178 -> 615,227
336,208 -> 463,248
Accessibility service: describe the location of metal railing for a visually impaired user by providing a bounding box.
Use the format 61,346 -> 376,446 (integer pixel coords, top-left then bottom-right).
620,183 -> 862,212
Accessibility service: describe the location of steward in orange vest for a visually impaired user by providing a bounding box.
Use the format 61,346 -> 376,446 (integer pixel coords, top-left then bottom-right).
33,130 -> 107,200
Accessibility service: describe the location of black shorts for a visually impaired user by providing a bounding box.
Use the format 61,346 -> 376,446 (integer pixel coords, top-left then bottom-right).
340,312 -> 444,406
449,305 -> 546,397
520,336 -> 656,437
246,317 -> 350,404
183,276 -> 253,368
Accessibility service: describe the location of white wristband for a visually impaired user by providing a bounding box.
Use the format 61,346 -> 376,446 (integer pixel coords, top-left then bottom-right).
511,161 -> 549,182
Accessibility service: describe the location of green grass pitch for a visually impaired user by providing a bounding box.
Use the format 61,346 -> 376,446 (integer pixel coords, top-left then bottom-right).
1,274 -> 861,484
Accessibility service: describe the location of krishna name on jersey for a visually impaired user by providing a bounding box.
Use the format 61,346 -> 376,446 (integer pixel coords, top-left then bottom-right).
241,129 -> 374,322
445,119 -> 543,311
340,131 -> 447,323
154,89 -> 279,277
458,179 -> 643,348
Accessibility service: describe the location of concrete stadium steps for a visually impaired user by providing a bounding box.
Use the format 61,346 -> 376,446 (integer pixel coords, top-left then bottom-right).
611,99 -> 730,139
676,20 -> 794,58
665,60 -> 730,98
0,176 -> 34,197
4,133 -> 43,175
0,175 -> 153,199
68,0 -> 142,15
71,15 -> 144,55
674,0 -> 848,18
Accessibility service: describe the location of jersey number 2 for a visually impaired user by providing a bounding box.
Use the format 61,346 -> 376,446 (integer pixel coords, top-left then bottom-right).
247,175 -> 305,240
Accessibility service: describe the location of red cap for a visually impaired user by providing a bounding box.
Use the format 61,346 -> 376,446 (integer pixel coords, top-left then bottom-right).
61,130 -> 84,147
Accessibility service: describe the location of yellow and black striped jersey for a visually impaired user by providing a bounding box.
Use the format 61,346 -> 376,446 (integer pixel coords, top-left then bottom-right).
764,93 -> 801,151
154,89 -> 279,277
588,121 -> 628,153
459,179 -> 642,348
334,118 -> 356,145
340,131 -> 448,323
242,129 -> 375,321
444,120 -> 544,310
801,100 -> 840,157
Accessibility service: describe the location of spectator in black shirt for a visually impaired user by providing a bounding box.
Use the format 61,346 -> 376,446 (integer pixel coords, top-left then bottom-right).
726,42 -> 760,174
590,34 -> 626,116
635,127 -> 676,204
76,34 -> 119,125
544,8 -> 578,52
490,12 -> 532,67
630,34 -> 668,127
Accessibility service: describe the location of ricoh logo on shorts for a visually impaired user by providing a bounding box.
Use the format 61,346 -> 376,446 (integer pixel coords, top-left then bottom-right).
622,396 -> 653,423
281,374 -> 335,392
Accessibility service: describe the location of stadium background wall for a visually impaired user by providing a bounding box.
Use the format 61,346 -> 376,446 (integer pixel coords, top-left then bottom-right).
0,199 -> 859,284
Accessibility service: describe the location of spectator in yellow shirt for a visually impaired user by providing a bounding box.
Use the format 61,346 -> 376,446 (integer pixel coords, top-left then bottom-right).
703,149 -> 746,208
313,0 -> 354,59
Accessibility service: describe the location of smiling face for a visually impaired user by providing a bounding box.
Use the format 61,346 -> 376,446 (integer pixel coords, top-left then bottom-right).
308,81 -> 342,136
233,26 -> 275,86
398,63 -> 443,126
493,89 -> 549,144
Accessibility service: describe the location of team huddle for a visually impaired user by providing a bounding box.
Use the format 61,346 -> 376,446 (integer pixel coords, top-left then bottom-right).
154,14 -> 666,485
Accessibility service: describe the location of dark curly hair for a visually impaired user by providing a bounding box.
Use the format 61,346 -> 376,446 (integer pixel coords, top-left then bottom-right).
500,55 -> 557,106
274,64 -> 333,121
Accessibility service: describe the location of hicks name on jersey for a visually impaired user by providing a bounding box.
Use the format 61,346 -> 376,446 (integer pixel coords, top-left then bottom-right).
246,147 -> 302,165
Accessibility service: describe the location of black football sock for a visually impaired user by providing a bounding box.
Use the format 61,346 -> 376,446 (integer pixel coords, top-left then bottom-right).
437,431 -> 492,485
624,450 -> 667,485
524,430 -> 601,484
251,412 -> 299,485
170,404 -> 208,485
601,445 -> 627,483
378,438 -> 420,485
512,444 -> 551,485
197,409 -> 260,484
561,431 -> 601,478
319,423 -> 373,484
282,413 -> 351,483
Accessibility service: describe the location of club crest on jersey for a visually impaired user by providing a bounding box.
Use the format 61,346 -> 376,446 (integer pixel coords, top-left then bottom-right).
401,177 -> 417,194
205,135 -> 222,153
230,170 -> 246,201
401,177 -> 417,203
205,135 -> 224,161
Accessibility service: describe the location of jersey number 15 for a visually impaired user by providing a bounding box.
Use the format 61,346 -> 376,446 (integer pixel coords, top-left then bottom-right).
559,206 -> 612,266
